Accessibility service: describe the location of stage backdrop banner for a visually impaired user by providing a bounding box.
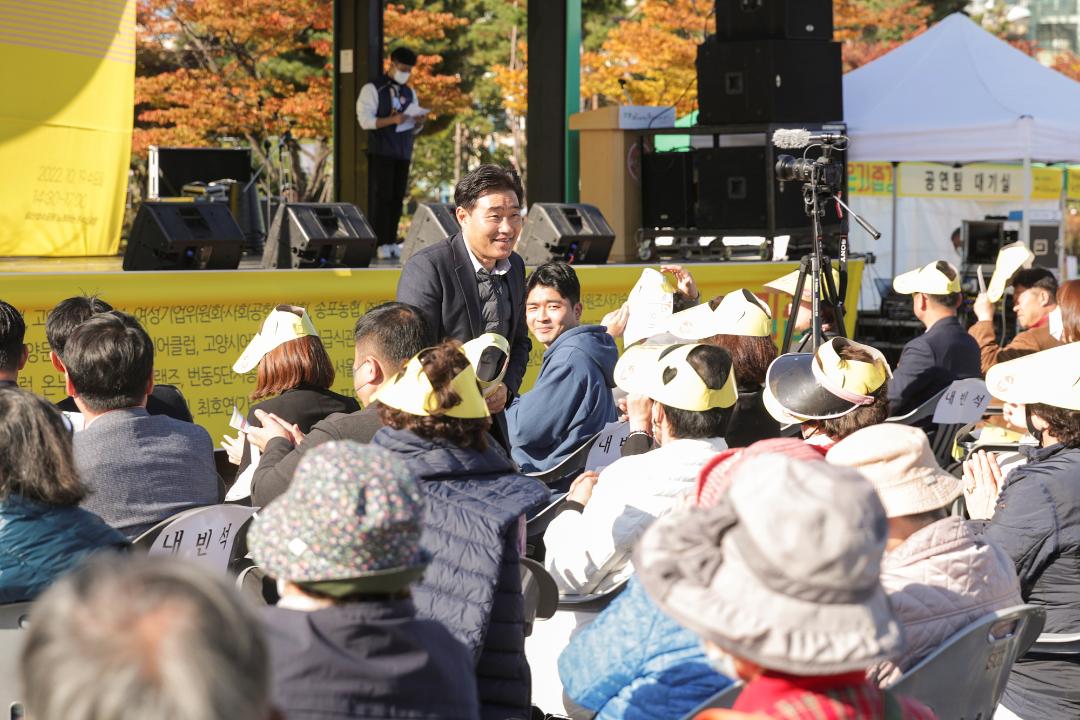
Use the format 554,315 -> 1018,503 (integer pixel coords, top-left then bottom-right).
4,262 -> 862,440
0,0 -> 135,256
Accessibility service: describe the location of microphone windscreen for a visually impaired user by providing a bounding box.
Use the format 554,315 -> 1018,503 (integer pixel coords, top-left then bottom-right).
772,128 -> 812,149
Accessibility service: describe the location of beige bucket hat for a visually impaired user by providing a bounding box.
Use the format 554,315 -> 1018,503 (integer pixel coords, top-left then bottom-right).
827,424 -> 962,518
636,454 -> 901,675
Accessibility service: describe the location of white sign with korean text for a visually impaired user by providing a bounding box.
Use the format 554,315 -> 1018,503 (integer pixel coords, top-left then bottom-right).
586,421 -> 632,472
149,505 -> 259,573
933,378 -> 992,425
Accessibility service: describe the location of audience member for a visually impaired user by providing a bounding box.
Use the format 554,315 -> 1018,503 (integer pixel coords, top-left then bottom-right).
66,311 -> 220,538
249,302 -> 433,507
888,261 -> 981,415
670,289 -> 781,447
0,301 -> 27,388
828,423 -> 1022,684
397,164 -> 531,418
225,305 -> 358,473
531,342 -> 737,713
966,343 -> 1080,719
970,267 -> 1061,372
559,438 -> 823,719
21,555 -> 279,720
370,340 -> 549,720
0,388 -> 127,603
47,295 -> 194,422
506,261 -> 618,472
765,266 -> 842,352
763,337 -> 892,450
249,441 -> 480,719
636,455 -> 935,720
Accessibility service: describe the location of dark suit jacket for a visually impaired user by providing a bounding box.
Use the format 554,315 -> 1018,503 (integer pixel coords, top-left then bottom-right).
888,315 -> 981,416
240,384 -> 359,472
396,233 -> 531,394
58,384 -> 193,423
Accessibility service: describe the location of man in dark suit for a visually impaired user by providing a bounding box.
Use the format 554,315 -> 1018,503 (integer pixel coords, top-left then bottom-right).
888,260 -> 981,416
396,164 -> 531,414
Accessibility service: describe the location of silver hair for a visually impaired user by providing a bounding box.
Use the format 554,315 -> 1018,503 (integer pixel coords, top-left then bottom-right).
21,555 -> 271,720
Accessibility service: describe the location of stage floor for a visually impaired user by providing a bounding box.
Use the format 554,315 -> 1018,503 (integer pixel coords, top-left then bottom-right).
0,254 -> 405,273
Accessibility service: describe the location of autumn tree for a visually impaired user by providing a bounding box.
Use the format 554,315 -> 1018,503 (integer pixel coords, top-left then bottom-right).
134,0 -> 465,202
835,0 -> 933,71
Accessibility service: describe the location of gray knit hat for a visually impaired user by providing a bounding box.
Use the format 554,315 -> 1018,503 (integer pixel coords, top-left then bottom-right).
636,454 -> 902,675
249,441 -> 429,594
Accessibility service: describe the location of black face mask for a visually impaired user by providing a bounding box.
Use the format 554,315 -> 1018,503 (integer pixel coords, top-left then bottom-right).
1025,405 -> 1044,445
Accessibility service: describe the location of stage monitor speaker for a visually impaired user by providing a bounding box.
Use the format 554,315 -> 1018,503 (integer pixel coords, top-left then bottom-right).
123,201 -> 244,271
517,203 -> 615,265
642,151 -> 696,228
715,0 -> 833,41
261,203 -> 375,269
696,37 -> 842,125
694,145 -> 841,233
402,203 -> 459,264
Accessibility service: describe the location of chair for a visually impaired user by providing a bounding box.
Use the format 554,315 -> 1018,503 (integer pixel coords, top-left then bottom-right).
132,504 -> 259,574
1026,632 -> 1080,656
680,682 -> 744,717
527,432 -> 601,487
888,604 -> 1046,719
519,557 -> 558,637
886,387 -> 962,466
230,558 -> 279,607
556,576 -> 630,612
0,602 -> 31,720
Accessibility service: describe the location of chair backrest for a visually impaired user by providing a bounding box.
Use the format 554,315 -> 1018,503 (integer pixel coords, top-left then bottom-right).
526,493 -> 567,540
889,604 -> 1046,719
0,603 -> 31,720
519,557 -> 558,636
1026,632 -> 1080,656
557,576 -> 630,612
526,432 -> 601,486
887,387 -> 949,426
681,681 -> 744,717
132,504 -> 259,573
886,386 -> 965,466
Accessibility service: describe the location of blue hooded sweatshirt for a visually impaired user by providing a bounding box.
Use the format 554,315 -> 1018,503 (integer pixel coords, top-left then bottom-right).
505,324 -> 619,473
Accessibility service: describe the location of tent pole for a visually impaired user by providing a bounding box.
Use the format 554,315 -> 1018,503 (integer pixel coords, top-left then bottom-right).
891,162 -> 899,279
1022,116 -> 1032,248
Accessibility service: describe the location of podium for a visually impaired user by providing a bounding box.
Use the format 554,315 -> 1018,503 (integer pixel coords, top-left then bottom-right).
569,106 -> 674,262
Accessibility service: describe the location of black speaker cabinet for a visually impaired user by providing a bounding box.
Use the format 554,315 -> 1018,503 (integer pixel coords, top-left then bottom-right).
517,203 -> 615,265
123,201 -> 243,271
695,146 -> 841,233
401,203 -> 459,264
715,0 -> 833,40
696,37 -> 842,125
642,151 -> 696,228
261,203 -> 375,269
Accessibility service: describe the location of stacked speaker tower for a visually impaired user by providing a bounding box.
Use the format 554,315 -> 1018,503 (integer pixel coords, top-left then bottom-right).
642,0 -> 845,255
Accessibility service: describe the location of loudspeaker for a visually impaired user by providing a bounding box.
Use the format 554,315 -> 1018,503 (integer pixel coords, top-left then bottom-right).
642,152 -> 696,228
517,204 -> 615,265
715,0 -> 833,40
696,37 -> 842,125
261,203 -> 375,269
402,203 -> 459,264
694,146 -> 841,232
123,201 -> 244,271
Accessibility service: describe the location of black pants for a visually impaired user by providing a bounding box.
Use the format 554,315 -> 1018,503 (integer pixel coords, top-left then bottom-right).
369,154 -> 411,246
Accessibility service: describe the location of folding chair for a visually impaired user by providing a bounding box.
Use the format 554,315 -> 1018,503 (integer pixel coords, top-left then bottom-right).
519,557 -> 558,637
1026,632 -> 1080,656
0,602 -> 31,720
888,604 -> 1045,719
557,576 -> 630,613
886,387 -> 963,466
132,504 -> 259,574
527,432 -> 601,487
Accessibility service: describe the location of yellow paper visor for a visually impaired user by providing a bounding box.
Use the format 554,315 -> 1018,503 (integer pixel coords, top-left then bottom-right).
372,353 -> 490,419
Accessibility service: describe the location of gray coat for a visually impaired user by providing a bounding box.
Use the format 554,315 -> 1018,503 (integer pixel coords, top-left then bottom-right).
74,408 -> 222,538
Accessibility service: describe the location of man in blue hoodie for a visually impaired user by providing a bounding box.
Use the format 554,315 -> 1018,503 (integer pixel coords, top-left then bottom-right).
505,261 -> 619,472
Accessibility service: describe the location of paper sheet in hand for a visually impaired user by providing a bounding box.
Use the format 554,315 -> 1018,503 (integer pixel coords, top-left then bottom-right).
396,105 -> 427,134
585,421 -> 631,471
229,405 -> 248,431
933,378 -> 992,425
225,445 -> 259,502
623,268 -> 675,345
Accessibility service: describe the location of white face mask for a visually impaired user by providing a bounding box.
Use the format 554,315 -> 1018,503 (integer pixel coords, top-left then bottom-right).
393,69 -> 411,85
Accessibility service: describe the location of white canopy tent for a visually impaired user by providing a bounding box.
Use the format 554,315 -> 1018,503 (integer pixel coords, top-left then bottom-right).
843,13 -> 1080,306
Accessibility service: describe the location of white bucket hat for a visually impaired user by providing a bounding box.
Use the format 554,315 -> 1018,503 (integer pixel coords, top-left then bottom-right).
827,424 -> 962,518
233,305 -> 319,373
636,454 -> 901,675
892,261 -> 961,295
668,289 -> 773,340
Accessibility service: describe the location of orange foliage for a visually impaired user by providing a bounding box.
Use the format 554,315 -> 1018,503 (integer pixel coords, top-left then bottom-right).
835,0 -> 933,72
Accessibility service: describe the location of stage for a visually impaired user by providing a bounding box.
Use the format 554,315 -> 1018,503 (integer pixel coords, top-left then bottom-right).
0,256 -> 863,438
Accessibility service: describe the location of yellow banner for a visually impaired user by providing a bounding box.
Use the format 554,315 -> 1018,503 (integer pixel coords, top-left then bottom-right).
0,0 -> 135,256
896,163 -> 1063,201
848,162 -> 894,197
3,262 -> 862,440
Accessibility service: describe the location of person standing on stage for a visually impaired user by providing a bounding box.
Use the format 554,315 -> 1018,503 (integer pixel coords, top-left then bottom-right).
356,46 -> 427,260
396,164 -> 531,420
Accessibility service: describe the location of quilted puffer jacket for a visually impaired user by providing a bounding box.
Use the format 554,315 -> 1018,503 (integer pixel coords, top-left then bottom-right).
372,427 -> 550,720
873,516 -> 1022,684
0,494 -> 128,603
